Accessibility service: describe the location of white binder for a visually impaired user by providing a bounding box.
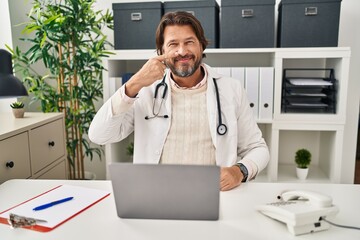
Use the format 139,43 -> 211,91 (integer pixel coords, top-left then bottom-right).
259,67 -> 274,121
231,67 -> 245,89
245,67 -> 259,119
214,67 -> 231,77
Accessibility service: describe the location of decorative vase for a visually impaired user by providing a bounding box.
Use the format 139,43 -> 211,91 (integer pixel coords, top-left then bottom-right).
12,108 -> 25,118
296,167 -> 309,180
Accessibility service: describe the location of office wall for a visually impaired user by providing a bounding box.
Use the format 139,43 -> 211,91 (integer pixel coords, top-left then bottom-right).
6,0 -> 360,180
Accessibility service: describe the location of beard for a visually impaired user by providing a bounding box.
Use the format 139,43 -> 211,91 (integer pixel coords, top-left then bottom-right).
166,54 -> 202,78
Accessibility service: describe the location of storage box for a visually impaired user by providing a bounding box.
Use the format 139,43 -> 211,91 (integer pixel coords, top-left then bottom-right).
277,0 -> 342,47
113,2 -> 163,49
163,0 -> 219,48
220,0 -> 275,48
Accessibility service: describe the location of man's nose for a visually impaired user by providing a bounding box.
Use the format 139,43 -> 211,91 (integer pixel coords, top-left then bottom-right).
176,44 -> 188,56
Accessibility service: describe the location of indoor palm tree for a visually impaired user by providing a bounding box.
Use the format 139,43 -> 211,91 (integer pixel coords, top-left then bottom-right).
9,0 -> 113,179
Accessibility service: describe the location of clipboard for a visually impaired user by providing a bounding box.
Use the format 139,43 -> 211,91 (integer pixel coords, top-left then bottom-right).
0,184 -> 110,232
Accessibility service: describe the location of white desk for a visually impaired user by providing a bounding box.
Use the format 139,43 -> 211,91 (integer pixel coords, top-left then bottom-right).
0,179 -> 359,240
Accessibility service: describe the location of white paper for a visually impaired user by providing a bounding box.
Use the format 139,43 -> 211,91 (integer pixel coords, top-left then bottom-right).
288,79 -> 333,86
288,92 -> 327,97
289,103 -> 328,107
0,185 -> 110,229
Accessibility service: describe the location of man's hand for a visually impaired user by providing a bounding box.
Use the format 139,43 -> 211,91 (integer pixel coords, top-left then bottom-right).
220,166 -> 244,191
125,51 -> 178,97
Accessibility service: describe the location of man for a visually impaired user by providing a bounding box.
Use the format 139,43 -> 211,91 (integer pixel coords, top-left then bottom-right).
89,11 -> 269,191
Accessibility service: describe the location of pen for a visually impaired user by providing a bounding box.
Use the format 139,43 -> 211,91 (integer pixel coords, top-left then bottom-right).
33,197 -> 74,211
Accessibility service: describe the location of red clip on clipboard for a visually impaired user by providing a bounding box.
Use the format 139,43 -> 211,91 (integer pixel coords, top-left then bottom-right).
0,185 -> 110,232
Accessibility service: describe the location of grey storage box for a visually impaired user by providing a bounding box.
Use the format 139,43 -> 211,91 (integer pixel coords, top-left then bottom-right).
164,0 -> 219,48
220,0 -> 275,48
277,0 -> 342,47
113,2 -> 162,49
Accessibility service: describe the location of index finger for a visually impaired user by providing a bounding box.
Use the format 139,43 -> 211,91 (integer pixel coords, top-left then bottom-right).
155,50 -> 179,62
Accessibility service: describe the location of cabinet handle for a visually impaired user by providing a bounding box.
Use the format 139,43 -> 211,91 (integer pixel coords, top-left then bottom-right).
6,161 -> 14,168
48,141 -> 55,147
305,7 -> 317,16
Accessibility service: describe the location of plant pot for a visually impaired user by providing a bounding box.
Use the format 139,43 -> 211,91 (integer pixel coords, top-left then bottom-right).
84,171 -> 97,180
12,108 -> 25,118
296,167 -> 309,180
71,171 -> 97,180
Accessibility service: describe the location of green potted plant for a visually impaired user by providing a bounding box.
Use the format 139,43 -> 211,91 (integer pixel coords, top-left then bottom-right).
9,0 -> 113,179
10,101 -> 25,118
295,148 -> 311,180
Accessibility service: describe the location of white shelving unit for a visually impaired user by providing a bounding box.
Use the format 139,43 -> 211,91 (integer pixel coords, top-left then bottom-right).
102,47 -> 354,183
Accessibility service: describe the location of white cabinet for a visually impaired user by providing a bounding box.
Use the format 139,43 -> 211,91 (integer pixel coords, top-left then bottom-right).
102,47 -> 356,184
0,112 -> 67,183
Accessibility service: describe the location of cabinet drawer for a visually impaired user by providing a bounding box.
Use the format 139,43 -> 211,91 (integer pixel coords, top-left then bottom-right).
0,132 -> 31,183
36,160 -> 67,179
30,119 -> 65,174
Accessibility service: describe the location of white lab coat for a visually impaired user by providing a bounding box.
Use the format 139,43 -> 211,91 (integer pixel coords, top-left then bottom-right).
89,64 -> 269,178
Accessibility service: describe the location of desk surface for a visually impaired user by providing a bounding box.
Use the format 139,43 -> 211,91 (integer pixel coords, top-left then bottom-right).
0,179 -> 359,240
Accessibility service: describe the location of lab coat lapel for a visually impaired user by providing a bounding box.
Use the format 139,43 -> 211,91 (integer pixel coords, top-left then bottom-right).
206,65 -> 229,166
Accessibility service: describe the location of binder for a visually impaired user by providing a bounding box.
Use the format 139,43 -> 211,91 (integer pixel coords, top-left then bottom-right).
0,185 -> 110,232
231,67 -> 245,89
259,67 -> 274,121
214,67 -> 231,77
245,67 -> 259,119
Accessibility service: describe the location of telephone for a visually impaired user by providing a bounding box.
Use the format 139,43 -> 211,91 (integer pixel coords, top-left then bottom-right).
256,190 -> 339,236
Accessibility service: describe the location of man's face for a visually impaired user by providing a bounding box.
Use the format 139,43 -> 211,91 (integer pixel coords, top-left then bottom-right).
162,25 -> 203,78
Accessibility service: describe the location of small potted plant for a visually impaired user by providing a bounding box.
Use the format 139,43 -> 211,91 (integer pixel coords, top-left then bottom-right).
10,101 -> 25,118
295,148 -> 311,180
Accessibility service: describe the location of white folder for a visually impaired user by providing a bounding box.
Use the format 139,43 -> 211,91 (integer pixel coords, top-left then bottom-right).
245,68 -> 259,120
259,68 -> 274,121
231,67 -> 245,89
214,67 -> 231,78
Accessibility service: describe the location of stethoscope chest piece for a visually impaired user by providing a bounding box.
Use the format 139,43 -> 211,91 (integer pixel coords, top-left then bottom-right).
212,78 -> 228,136
217,124 -> 227,135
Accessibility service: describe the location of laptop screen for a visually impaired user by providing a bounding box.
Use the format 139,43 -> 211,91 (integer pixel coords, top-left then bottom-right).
109,163 -> 220,220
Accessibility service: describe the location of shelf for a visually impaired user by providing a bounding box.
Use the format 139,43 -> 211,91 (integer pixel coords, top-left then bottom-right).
277,164 -> 330,183
102,47 -> 353,183
106,47 -> 350,59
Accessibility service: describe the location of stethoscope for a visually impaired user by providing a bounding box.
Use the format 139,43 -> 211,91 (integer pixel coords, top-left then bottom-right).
145,74 -> 228,135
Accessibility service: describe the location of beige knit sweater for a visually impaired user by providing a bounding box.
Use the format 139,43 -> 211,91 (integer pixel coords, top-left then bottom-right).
160,83 -> 216,165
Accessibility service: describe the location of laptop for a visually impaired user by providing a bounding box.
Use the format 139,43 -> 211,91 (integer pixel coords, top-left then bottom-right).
109,163 -> 220,220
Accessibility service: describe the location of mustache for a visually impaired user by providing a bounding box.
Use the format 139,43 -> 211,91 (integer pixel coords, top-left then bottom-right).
173,54 -> 194,61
